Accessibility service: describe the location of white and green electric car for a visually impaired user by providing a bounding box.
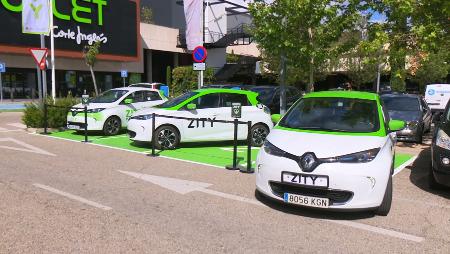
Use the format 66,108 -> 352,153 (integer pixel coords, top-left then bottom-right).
127,89 -> 274,149
256,91 -> 405,216
67,87 -> 167,135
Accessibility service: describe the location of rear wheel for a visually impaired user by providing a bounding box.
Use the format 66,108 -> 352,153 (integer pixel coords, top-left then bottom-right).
103,116 -> 121,136
250,124 -> 269,147
154,125 -> 180,150
375,175 -> 392,216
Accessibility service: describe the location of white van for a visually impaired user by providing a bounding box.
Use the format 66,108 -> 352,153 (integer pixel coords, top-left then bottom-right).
425,84 -> 450,113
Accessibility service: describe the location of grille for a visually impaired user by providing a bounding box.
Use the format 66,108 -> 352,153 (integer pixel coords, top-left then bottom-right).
269,181 -> 353,205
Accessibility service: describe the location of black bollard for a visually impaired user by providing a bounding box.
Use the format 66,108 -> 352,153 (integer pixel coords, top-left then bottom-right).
82,105 -> 89,143
148,113 -> 159,157
240,121 -> 254,173
226,119 -> 239,170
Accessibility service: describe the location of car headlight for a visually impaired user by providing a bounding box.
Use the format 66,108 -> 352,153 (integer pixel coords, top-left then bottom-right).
406,121 -> 419,129
130,114 -> 153,120
263,105 -> 271,115
263,140 -> 285,157
322,148 -> 380,163
436,129 -> 450,150
87,108 -> 105,113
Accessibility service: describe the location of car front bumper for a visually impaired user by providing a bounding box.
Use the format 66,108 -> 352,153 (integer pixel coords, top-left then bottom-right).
255,148 -> 391,210
431,145 -> 450,187
396,128 -> 419,141
66,114 -> 104,131
127,119 -> 152,142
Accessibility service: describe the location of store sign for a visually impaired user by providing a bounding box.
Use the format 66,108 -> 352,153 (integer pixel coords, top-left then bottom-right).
0,0 -> 139,60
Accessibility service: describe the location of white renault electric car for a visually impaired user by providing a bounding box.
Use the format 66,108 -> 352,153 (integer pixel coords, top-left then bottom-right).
127,89 -> 274,149
67,87 -> 166,135
256,91 -> 405,216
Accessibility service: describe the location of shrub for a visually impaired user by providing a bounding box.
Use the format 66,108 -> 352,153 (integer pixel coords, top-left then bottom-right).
22,96 -> 79,128
171,66 -> 215,96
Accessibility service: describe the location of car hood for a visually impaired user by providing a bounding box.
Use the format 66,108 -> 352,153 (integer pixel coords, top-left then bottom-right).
72,103 -> 115,110
267,128 -> 387,158
388,110 -> 421,122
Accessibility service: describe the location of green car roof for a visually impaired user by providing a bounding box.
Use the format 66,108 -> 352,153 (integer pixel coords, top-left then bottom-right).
303,91 -> 379,101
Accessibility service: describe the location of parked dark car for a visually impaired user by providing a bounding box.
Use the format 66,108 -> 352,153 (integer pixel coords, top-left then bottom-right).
430,100 -> 450,189
381,94 -> 432,143
203,84 -> 255,90
250,86 -> 302,114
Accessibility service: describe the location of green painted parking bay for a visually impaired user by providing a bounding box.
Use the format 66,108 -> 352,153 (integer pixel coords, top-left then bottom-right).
47,130 -> 415,171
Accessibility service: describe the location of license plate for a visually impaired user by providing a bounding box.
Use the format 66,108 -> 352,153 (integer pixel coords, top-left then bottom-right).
282,172 -> 329,188
67,124 -> 81,130
284,193 -> 329,208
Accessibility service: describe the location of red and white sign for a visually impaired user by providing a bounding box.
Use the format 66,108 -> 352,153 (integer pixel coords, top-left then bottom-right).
29,48 -> 48,70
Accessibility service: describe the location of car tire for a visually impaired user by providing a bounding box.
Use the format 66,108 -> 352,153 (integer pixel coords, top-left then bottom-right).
250,124 -> 269,147
375,175 -> 392,216
154,125 -> 180,150
428,163 -> 443,190
415,126 -> 423,144
103,116 -> 121,136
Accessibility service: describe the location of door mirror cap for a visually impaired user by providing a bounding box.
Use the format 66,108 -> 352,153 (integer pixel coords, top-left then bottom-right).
389,120 -> 405,132
124,98 -> 133,104
186,103 -> 197,110
271,114 -> 281,124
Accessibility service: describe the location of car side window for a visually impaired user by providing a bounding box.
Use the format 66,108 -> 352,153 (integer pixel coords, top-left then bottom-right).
133,91 -> 147,103
221,93 -> 249,107
143,91 -> 161,101
120,92 -> 135,104
190,93 -> 221,109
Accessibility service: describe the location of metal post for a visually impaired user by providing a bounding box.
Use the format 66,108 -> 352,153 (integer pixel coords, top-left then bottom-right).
37,66 -> 42,101
376,63 -> 381,93
83,105 -> 89,143
280,54 -> 287,115
50,0 -> 56,100
43,103 -> 48,134
148,113 -> 159,157
0,72 -> 3,103
40,35 -> 47,98
226,119 -> 239,170
123,77 -> 126,87
240,121 -> 254,173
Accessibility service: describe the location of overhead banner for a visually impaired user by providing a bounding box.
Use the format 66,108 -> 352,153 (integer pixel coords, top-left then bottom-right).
22,0 -> 50,34
183,0 -> 203,50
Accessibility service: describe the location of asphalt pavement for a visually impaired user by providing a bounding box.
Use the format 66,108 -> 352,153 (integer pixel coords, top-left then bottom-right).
0,112 -> 449,253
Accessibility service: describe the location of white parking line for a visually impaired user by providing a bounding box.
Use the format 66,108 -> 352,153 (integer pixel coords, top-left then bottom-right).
0,127 -> 7,131
7,122 -> 26,129
393,156 -> 418,176
33,183 -> 112,211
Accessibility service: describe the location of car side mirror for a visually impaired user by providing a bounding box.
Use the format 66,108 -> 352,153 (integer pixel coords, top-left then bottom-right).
124,98 -> 133,104
271,114 -> 281,124
389,120 -> 405,132
186,103 -> 197,110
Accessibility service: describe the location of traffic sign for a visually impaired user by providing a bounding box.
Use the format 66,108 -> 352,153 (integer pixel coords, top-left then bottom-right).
29,48 -> 48,70
192,46 -> 207,63
193,62 -> 206,71
82,94 -> 89,106
121,70 -> 128,78
231,103 -> 242,118
0,62 -> 5,73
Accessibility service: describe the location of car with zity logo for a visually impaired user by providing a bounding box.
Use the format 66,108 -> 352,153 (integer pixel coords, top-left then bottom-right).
67,87 -> 167,136
127,89 -> 274,149
255,91 -> 405,216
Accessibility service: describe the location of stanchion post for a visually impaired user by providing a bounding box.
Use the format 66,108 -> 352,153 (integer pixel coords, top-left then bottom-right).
226,119 -> 239,170
240,121 -> 254,173
43,103 -> 48,134
82,105 -> 89,143
148,113 -> 159,157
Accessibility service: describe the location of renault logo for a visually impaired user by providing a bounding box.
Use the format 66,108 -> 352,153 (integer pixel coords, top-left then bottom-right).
299,152 -> 319,172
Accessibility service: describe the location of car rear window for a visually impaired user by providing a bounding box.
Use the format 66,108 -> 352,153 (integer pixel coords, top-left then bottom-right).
279,97 -> 380,133
381,97 -> 420,111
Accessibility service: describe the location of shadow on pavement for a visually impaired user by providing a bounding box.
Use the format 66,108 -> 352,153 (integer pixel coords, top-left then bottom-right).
255,190 -> 375,220
408,147 -> 450,199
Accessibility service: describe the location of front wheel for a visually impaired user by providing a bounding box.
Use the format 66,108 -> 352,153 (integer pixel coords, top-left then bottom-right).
154,125 -> 180,150
103,116 -> 121,136
375,175 -> 392,216
250,124 -> 269,147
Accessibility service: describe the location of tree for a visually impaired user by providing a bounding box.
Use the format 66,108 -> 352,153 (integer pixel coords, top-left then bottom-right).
141,6 -> 153,24
249,0 -> 363,92
83,41 -> 101,96
411,48 -> 450,92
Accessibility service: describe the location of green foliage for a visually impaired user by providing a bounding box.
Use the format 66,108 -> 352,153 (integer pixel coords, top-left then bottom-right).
141,6 -> 153,24
249,0 -> 363,91
83,41 -> 101,67
129,73 -> 142,84
226,50 -> 239,63
411,49 -> 450,92
171,66 -> 215,96
22,96 -> 79,128
166,66 -> 172,87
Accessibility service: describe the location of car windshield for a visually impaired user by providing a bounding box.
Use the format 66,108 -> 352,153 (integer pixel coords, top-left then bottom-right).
279,97 -> 380,133
251,87 -> 276,104
90,90 -> 128,103
157,92 -> 198,108
381,97 -> 420,111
